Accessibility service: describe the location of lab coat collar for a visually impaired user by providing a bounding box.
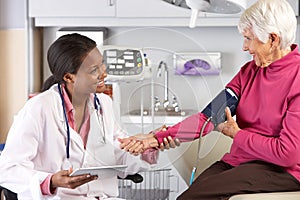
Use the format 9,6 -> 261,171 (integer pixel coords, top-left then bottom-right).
49,84 -> 85,151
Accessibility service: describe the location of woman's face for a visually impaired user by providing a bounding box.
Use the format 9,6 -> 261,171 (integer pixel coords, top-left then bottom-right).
73,47 -> 107,95
242,29 -> 273,67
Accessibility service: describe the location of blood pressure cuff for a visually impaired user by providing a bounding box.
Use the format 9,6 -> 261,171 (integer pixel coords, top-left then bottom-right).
201,88 -> 239,127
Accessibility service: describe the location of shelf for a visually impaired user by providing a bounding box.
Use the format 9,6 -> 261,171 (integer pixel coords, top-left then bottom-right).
33,17 -> 240,27
121,115 -> 188,125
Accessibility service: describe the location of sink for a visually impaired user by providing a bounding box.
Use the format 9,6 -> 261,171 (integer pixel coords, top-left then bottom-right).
128,108 -> 198,117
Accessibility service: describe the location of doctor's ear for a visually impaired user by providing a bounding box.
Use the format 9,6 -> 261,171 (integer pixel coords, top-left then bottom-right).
63,73 -> 75,83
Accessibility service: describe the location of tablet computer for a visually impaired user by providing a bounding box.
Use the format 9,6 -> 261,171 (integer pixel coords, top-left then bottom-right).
70,165 -> 127,179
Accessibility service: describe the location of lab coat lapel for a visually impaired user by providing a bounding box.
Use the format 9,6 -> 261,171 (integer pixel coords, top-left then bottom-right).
84,104 -> 116,167
54,88 -> 85,152
83,104 -> 119,197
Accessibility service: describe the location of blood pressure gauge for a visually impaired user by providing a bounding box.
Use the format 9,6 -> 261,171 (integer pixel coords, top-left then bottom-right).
98,45 -> 145,82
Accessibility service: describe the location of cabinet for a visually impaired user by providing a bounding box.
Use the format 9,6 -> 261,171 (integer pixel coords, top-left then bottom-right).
117,0 -> 246,18
117,0 -> 191,18
118,0 -> 299,18
28,0 -> 116,17
28,0 -> 243,26
28,0 -> 299,27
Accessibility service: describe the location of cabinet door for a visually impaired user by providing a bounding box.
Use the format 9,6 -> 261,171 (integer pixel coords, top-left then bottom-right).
117,0 -> 247,18
29,0 -> 115,17
117,0 -> 191,17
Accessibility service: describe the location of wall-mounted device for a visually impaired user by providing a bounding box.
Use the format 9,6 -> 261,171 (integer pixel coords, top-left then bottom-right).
162,0 -> 245,28
99,46 -> 145,82
173,52 -> 221,75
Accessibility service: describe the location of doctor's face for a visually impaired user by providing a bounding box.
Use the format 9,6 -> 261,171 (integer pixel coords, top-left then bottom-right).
73,47 -> 107,95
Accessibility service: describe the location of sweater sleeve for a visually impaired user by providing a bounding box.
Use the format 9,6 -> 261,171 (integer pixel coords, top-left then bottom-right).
40,174 -> 56,195
226,61 -> 255,97
155,112 -> 214,144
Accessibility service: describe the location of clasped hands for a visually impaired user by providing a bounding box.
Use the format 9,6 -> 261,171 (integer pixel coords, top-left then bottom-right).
119,125 -> 180,155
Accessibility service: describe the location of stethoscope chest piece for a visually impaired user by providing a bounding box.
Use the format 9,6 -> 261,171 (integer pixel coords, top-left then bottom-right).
62,157 -> 73,170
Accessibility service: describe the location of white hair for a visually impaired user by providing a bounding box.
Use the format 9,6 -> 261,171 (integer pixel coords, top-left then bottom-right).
238,0 -> 297,50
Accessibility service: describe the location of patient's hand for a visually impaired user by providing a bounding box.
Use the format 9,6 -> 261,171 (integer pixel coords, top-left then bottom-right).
146,125 -> 180,150
119,125 -> 180,154
159,136 -> 181,151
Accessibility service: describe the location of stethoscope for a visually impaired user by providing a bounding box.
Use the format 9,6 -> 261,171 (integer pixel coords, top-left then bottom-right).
58,83 -> 105,168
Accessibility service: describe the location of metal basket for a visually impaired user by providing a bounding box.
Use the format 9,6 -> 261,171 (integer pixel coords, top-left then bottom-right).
118,169 -> 172,200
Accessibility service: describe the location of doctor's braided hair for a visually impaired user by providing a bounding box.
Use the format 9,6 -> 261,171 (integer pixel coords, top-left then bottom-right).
41,33 -> 97,92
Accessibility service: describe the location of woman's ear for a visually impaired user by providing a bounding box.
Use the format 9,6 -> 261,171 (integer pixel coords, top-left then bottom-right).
270,33 -> 280,47
63,73 -> 75,84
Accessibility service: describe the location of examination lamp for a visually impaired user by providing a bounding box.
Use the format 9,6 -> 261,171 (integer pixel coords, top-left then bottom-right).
185,0 -> 245,28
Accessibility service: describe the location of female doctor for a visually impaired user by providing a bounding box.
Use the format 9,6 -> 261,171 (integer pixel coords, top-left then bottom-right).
0,33 -> 155,200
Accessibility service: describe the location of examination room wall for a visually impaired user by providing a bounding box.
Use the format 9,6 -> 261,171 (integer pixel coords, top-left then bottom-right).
0,0 -> 27,143
40,15 -> 300,187
106,25 -> 300,115
43,24 -> 300,120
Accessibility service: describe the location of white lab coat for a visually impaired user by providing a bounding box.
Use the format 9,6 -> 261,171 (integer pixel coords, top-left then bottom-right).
0,84 -> 150,200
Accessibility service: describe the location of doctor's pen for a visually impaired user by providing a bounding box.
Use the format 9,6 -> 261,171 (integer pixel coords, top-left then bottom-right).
189,117 -> 212,186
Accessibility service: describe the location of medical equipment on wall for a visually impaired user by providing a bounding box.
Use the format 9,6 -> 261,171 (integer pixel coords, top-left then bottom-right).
185,0 -> 210,28
58,83 -> 104,168
174,52 -> 221,76
162,0 -> 245,28
189,88 -> 239,185
99,45 -> 147,82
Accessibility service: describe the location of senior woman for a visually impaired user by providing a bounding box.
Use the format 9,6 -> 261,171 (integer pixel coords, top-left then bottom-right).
120,0 -> 300,199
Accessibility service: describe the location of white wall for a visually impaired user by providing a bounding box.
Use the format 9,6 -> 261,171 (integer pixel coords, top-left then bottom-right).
0,0 -> 25,29
43,23 -> 300,120
44,26 -> 251,113
106,26 -> 250,114
104,24 -> 300,115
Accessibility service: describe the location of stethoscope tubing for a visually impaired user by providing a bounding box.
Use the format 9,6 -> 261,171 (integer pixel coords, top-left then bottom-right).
58,83 -> 71,159
189,117 -> 212,186
58,83 -> 102,160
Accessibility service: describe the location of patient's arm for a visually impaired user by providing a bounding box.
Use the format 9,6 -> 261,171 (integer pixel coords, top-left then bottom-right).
119,125 -> 180,154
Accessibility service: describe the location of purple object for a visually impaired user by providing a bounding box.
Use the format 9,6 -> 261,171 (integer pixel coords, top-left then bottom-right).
176,59 -> 213,75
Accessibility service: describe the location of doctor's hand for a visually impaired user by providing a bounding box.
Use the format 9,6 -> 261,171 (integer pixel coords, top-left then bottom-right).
119,133 -> 159,155
50,169 -> 98,190
119,124 -> 171,154
217,107 -> 241,138
119,126 -> 180,154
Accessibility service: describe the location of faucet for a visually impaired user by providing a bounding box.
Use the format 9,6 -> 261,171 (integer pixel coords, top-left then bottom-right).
156,61 -> 182,114
172,95 -> 180,112
154,96 -> 161,112
157,61 -> 169,109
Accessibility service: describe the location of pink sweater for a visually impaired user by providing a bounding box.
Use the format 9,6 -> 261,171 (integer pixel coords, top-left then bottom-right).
155,44 -> 300,181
